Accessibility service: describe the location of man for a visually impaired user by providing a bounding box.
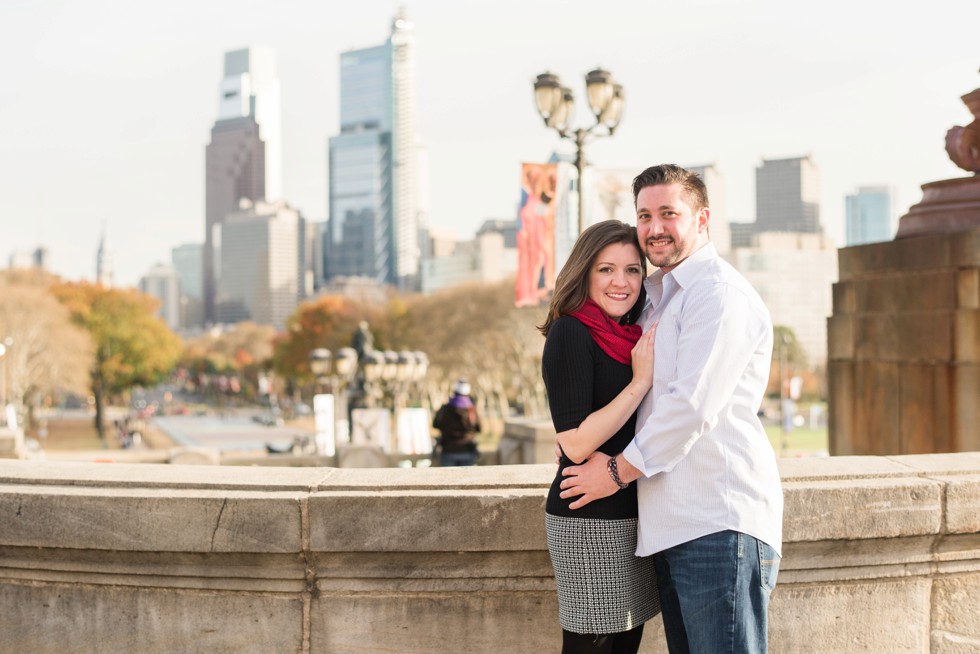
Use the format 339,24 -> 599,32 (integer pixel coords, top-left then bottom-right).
559,164 -> 783,654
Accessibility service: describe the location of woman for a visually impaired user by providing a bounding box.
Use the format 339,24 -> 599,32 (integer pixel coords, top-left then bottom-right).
540,220 -> 659,653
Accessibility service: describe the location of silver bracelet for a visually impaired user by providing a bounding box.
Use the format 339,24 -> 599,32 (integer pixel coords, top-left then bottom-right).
607,456 -> 628,490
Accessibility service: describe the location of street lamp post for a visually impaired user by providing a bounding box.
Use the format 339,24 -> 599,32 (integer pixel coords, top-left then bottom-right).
0,341 -> 5,426
358,350 -> 387,409
778,332 -> 791,456
309,348 -> 332,394
309,347 -> 359,457
386,350 -> 430,461
390,350 -> 429,410
0,338 -> 11,427
532,68 -> 625,235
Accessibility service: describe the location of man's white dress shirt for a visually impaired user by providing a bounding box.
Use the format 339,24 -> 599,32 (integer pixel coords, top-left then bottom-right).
622,242 -> 784,556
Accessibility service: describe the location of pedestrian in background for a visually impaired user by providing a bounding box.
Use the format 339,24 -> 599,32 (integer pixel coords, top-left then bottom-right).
433,379 -> 481,466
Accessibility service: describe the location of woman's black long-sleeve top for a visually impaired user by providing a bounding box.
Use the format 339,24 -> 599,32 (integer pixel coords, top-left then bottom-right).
542,315 -> 639,520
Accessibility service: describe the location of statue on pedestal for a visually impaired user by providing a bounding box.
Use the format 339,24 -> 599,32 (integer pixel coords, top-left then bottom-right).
945,72 -> 980,173
896,67 -> 980,239
352,321 -> 375,358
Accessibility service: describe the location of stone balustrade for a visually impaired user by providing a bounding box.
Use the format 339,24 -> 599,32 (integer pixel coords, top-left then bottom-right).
1,451 -> 979,653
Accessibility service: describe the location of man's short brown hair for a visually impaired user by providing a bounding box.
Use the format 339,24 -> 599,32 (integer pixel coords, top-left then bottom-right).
632,164 -> 709,212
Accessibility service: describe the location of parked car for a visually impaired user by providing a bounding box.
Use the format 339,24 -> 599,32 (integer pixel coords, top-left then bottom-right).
252,412 -> 284,427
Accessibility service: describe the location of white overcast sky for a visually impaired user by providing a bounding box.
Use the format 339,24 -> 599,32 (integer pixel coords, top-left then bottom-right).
1,0 -> 976,287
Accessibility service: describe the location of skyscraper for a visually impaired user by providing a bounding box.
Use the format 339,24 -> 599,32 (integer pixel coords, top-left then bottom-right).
389,13 -> 418,285
219,48 -> 282,202
172,243 -> 204,329
139,263 -> 181,331
755,155 -> 821,233
171,244 -> 203,302
845,186 -> 894,246
217,199 -> 299,329
204,47 -> 281,324
326,12 -> 419,289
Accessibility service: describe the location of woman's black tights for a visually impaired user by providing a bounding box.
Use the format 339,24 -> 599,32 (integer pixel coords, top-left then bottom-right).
561,625 -> 644,654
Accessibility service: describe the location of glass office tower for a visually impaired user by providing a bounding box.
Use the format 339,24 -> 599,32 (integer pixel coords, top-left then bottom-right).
326,12 -> 418,289
845,186 -> 894,246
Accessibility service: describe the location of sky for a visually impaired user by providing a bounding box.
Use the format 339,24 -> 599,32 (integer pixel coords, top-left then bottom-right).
1,0 -> 977,288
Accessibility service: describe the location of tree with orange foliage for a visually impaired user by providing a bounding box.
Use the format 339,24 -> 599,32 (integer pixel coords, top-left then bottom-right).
51,281 -> 182,441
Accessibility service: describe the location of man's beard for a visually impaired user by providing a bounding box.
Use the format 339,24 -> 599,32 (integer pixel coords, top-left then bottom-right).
644,237 -> 680,269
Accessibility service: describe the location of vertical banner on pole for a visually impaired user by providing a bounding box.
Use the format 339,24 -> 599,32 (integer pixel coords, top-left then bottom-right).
515,161 -> 575,307
515,162 -> 558,307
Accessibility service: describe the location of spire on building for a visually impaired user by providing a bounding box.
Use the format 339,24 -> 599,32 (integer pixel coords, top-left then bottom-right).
96,221 -> 113,287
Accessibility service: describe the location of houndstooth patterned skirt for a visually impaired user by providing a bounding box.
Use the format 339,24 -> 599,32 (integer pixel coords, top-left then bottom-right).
546,513 -> 660,634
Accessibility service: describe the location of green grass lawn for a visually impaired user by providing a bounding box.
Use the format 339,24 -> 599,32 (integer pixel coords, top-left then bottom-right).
764,424 -> 828,457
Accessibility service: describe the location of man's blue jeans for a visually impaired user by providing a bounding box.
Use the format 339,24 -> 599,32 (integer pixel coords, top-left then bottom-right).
653,530 -> 780,654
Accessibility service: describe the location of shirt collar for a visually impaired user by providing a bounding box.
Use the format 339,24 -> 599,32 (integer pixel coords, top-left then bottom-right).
646,241 -> 717,290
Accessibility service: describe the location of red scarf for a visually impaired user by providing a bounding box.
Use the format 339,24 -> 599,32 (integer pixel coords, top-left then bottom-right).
570,299 -> 642,364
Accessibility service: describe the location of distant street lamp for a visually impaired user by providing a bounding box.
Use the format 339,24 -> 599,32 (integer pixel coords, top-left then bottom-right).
308,348 -> 331,397
358,350 -> 387,409
392,350 -> 429,409
532,68 -> 625,235
308,347 -> 358,456
356,349 -> 429,410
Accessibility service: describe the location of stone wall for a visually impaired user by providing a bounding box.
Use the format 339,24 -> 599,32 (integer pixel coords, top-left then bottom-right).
1,452 -> 979,653
828,226 -> 980,455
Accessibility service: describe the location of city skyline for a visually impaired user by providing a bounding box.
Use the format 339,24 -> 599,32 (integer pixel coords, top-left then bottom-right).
1,0 -> 976,287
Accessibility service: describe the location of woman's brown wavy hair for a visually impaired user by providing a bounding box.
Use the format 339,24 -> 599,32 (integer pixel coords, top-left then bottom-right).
537,219 -> 647,336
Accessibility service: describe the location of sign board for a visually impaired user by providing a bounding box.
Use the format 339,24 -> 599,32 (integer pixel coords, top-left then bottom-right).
313,394 -> 335,456
351,408 -> 392,452
395,408 -> 432,455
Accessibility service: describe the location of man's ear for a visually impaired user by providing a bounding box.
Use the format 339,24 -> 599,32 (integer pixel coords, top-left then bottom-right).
698,207 -> 711,233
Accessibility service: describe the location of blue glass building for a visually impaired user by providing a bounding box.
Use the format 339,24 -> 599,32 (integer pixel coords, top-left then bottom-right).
326,13 -> 418,288
845,186 -> 894,246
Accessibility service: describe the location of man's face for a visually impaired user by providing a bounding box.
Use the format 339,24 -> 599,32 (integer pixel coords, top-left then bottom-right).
635,183 -> 709,272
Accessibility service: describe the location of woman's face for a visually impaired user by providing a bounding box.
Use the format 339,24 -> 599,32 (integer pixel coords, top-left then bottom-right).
587,242 -> 644,320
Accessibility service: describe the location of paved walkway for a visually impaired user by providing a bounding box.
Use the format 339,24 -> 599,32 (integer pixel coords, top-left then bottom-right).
153,414 -> 313,453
